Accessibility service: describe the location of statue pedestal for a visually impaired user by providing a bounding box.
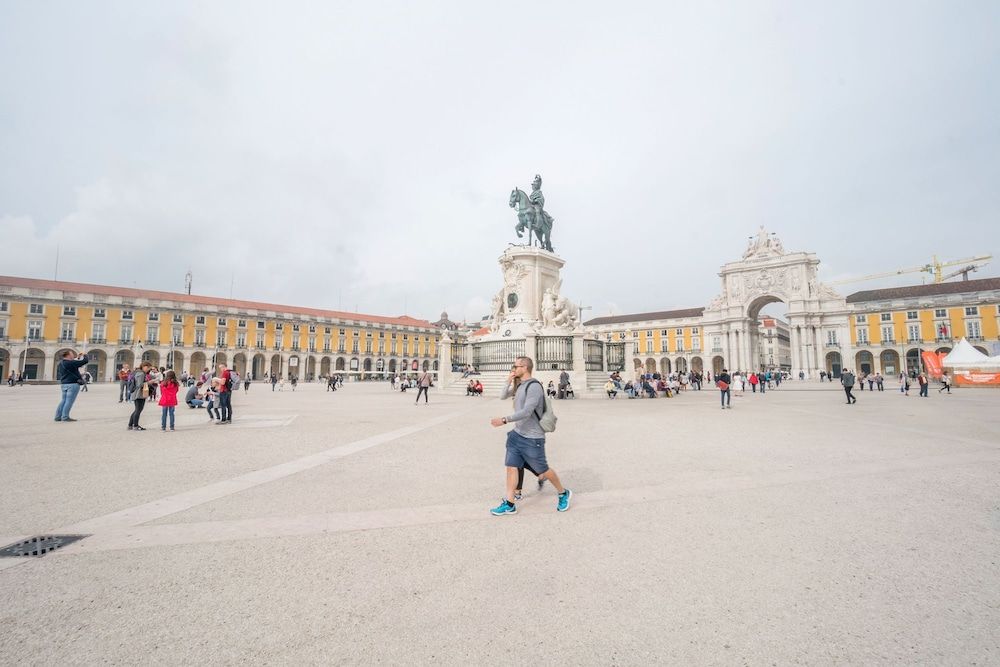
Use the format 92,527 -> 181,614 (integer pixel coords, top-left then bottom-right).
483,246 -> 571,340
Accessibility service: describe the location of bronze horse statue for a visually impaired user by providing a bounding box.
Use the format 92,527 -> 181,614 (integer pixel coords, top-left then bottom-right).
509,188 -> 554,252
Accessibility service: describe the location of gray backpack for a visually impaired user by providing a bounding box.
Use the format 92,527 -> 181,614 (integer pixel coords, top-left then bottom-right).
523,379 -> 557,433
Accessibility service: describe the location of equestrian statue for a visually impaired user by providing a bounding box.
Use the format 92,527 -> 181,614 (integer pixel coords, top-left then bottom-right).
509,174 -> 554,252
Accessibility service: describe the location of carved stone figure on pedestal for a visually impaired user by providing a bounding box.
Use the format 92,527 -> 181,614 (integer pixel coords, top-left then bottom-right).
541,280 -> 580,330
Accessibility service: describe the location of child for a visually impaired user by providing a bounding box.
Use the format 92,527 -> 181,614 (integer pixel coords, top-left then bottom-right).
204,379 -> 222,422
159,369 -> 180,431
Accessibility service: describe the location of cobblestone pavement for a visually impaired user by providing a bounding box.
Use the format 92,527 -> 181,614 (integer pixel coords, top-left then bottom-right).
1,381 -> 998,664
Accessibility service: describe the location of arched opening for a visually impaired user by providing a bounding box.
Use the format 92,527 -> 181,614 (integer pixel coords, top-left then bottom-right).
306,356 -> 316,380
675,357 -> 688,374
320,356 -> 331,377
166,350 -> 184,374
855,350 -> 874,375
747,295 -> 791,373
85,348 -> 108,381
19,348 -> 46,380
0,347 -> 10,381
141,349 -> 160,368
190,351 -> 207,377
433,360 -> 439,371
712,355 -> 725,375
213,352 -> 228,369
410,359 -> 419,371
388,358 -> 397,373
270,354 -> 282,377
335,357 -> 346,371
905,348 -> 922,376
252,353 -> 266,379
659,357 -> 671,375
363,358 -> 372,371
375,358 -> 385,374
287,356 -> 300,378
935,346 -> 952,355
974,345 -> 989,356
644,358 -> 656,373
422,360 -> 430,371
115,349 -> 135,375
233,353 -> 248,376
825,351 -> 842,378
632,358 -> 642,374
879,350 -> 900,376
691,356 -> 703,373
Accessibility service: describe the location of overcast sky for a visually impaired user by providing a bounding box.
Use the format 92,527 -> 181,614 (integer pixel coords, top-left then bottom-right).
2,1 -> 998,322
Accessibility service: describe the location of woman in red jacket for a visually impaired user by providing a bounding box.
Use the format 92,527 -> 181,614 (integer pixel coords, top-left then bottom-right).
159,370 -> 180,431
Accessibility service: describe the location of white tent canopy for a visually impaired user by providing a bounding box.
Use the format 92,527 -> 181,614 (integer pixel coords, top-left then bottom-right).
943,338 -> 1000,370
942,338 -> 988,365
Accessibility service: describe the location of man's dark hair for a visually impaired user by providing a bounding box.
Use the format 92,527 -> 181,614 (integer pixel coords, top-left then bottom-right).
62,350 -> 74,358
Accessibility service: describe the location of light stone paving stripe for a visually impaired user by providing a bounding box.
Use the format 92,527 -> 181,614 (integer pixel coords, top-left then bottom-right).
37,445 -> 1000,557
0,410 -> 467,572
58,411 -> 464,535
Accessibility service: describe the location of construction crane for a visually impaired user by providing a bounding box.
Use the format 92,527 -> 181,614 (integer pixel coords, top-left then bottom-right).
831,255 -> 992,286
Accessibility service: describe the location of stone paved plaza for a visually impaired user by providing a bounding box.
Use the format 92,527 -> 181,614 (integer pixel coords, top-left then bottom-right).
1,381 -> 998,664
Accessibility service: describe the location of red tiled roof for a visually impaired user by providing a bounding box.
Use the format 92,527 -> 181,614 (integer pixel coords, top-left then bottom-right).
0,275 -> 434,328
584,307 -> 705,326
469,326 -> 490,337
845,277 -> 1000,303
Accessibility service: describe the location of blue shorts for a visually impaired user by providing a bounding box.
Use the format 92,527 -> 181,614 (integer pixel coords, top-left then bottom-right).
504,430 -> 549,474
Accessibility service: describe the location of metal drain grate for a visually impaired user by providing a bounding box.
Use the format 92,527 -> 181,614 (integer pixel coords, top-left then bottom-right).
0,535 -> 89,558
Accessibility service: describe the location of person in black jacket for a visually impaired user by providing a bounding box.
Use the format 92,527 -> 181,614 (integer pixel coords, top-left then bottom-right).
55,350 -> 89,422
717,368 -> 732,409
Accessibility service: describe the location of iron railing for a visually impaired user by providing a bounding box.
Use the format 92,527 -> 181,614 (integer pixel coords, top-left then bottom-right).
584,339 -> 604,371
606,342 -> 625,371
472,339 -> 525,372
451,343 -> 470,367
536,336 -> 573,370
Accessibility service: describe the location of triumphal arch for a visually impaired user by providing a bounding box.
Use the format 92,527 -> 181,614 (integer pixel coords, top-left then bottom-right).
701,227 -> 850,376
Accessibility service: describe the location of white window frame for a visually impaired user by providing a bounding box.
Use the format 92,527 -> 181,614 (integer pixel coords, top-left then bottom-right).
29,303 -> 44,315
28,319 -> 43,339
121,310 -> 133,320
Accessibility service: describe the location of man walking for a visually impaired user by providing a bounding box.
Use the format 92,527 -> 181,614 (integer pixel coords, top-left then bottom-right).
917,371 -> 929,397
938,372 -> 952,394
717,368 -> 732,409
55,349 -> 89,422
489,356 -> 571,515
841,368 -> 857,404
415,369 -> 432,404
558,369 -> 570,399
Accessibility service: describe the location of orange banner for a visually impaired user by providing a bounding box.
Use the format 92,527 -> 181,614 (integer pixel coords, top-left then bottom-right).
954,371 -> 1000,386
921,351 -> 944,379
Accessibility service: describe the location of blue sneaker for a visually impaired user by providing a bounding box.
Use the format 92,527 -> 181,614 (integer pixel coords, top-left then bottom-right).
557,489 -> 572,512
490,498 -> 516,516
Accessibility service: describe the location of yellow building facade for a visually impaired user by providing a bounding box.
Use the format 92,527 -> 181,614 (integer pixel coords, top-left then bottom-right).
0,276 -> 440,382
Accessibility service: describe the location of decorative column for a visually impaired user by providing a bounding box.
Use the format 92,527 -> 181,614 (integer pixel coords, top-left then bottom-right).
813,326 -> 823,373
438,334 -> 452,388
790,325 -> 801,376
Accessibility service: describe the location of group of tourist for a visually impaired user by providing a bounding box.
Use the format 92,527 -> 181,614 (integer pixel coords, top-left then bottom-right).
841,369 -> 952,404
604,370 -> 710,399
